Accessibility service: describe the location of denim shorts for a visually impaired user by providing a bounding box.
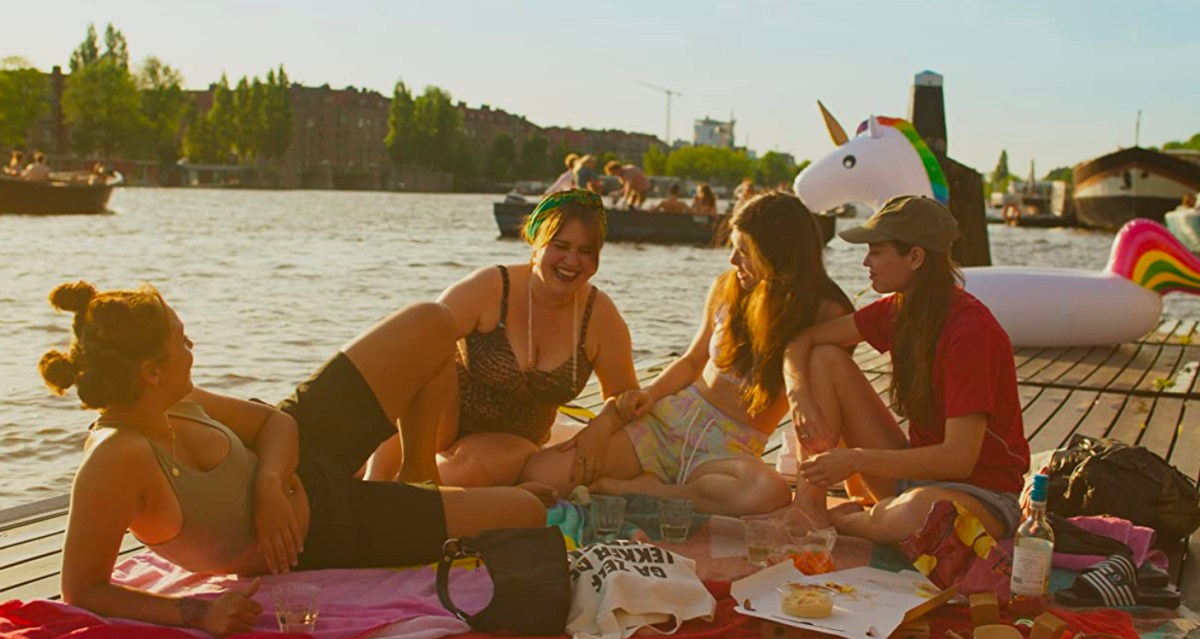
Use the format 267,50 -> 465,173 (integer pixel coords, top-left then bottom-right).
894,478 -> 1023,538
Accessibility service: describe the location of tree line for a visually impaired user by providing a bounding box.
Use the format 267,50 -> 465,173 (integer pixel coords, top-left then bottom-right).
0,23 -> 291,166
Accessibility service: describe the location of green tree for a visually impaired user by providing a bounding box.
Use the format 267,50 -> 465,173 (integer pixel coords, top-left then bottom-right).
136,57 -> 190,163
643,144 -> 667,175
665,146 -> 755,185
384,80 -> 415,167
989,149 -> 1012,195
259,66 -> 293,161
232,76 -> 263,161
205,74 -> 236,160
486,133 -> 516,181
1163,133 -> 1200,151
0,58 -> 48,148
517,135 -> 547,179
182,116 -> 223,163
755,151 -> 797,187
69,24 -> 100,72
62,59 -> 144,157
1043,166 -> 1073,183
101,24 -> 129,70
410,86 -> 461,171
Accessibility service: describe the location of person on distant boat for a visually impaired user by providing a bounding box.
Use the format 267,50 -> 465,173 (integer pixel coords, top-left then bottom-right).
87,162 -> 109,186
4,150 -> 23,176
605,161 -> 651,210
521,192 -> 852,516
651,183 -> 690,214
545,153 -> 579,195
573,154 -> 602,193
733,178 -> 757,209
364,189 -> 640,501
690,183 -> 719,218
42,282 -> 543,637
21,151 -> 51,182
783,196 -> 1029,541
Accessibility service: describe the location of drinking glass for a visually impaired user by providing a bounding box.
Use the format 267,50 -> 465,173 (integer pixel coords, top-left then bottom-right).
273,583 -> 319,633
591,495 -> 627,539
744,518 -> 776,567
658,498 -> 694,543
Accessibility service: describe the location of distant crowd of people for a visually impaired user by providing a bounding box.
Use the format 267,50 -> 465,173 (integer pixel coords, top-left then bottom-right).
4,151 -> 50,182
545,152 -> 755,218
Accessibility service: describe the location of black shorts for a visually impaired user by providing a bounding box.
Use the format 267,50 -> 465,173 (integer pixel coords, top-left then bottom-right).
278,352 -> 448,569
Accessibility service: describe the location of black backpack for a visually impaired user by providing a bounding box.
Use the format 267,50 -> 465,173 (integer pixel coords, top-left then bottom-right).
1046,435 -> 1200,545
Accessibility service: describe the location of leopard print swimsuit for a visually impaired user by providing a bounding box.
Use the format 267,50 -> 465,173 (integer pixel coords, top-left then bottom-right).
454,265 -> 598,446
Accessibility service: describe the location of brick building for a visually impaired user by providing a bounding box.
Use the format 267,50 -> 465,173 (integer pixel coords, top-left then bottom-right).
456,102 -> 542,149
542,126 -> 665,162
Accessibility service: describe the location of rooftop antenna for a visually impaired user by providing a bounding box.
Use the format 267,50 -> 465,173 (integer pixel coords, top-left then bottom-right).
1135,109 -> 1142,147
637,81 -> 682,145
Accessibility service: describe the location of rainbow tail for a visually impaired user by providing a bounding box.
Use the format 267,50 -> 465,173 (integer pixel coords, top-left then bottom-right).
1105,219 -> 1200,295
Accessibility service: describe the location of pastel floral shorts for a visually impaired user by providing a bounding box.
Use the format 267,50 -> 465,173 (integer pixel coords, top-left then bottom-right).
623,385 -> 769,484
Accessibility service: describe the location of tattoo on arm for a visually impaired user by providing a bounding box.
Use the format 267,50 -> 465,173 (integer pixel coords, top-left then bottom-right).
179,597 -> 211,629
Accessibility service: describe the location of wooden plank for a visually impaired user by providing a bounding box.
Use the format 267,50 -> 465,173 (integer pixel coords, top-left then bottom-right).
1171,401 -> 1200,483
1138,396 -> 1185,461
1015,347 -> 1063,381
1079,343 -> 1143,391
1027,389 -> 1100,454
1107,343 -> 1165,393
1053,346 -> 1114,388
0,512 -> 68,552
1027,347 -> 1096,385
1019,388 -> 1071,442
0,536 -> 142,600
1071,392 -> 1127,442
1105,395 -> 1154,444
1134,344 -> 1186,395
1141,318 -> 1182,345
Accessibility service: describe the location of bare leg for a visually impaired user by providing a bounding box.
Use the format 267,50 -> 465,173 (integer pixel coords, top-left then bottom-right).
591,458 -> 792,517
791,345 -> 908,526
438,432 -> 540,487
440,486 -> 546,537
521,427 -> 644,498
364,436 -> 402,481
342,302 -> 457,484
831,487 -> 1006,544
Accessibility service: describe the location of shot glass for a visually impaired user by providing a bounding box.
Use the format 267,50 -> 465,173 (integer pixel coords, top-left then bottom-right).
273,583 -> 320,633
658,498 -> 694,543
744,518 -> 776,567
591,495 -> 627,540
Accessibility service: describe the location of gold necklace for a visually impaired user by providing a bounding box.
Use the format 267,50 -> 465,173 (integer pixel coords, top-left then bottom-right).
98,415 -> 180,477
527,275 -> 578,382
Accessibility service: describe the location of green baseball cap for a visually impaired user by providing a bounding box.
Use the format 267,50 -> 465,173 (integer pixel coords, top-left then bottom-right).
838,195 -> 959,252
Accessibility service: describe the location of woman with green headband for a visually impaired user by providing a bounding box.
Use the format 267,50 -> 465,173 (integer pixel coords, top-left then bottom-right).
365,189 -> 640,498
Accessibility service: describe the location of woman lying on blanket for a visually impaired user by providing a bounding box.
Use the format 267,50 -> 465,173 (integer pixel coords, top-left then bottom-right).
40,282 -> 543,637
365,188 -> 640,500
522,191 -> 853,516
784,195 -> 1031,543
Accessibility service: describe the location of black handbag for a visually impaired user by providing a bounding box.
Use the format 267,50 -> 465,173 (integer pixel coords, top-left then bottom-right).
435,526 -> 570,636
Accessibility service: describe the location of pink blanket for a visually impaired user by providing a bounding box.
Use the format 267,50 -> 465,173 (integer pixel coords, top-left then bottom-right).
1052,515 -> 1168,571
1,552 -> 493,639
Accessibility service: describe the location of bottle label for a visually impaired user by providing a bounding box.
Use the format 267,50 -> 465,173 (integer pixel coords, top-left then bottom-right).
1010,546 -> 1051,596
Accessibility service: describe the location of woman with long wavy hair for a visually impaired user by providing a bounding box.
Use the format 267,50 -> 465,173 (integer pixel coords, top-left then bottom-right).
784,195 -> 1030,542
521,191 -> 852,516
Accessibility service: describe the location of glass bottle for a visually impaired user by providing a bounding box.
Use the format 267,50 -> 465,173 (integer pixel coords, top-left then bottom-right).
1009,473 -> 1055,617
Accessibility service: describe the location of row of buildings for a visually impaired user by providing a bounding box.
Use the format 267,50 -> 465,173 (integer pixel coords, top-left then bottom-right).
19,65 -> 753,190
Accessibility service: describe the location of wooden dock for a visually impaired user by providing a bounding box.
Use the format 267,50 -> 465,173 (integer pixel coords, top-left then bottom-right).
3,318 -> 1198,604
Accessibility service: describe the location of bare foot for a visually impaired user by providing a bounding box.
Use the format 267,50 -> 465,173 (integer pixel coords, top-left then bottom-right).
828,501 -> 866,519
590,473 -> 665,496
517,481 -> 559,507
777,501 -> 832,531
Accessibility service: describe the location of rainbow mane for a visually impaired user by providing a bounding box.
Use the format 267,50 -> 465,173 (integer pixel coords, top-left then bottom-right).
1106,219 -> 1200,295
856,116 -> 949,206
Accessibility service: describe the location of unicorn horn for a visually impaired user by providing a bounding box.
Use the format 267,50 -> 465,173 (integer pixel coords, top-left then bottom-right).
817,100 -> 849,147
1106,219 -> 1200,296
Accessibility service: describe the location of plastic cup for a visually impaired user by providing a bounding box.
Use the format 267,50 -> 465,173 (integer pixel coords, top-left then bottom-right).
744,519 -> 776,567
658,498 -> 694,543
273,583 -> 319,633
591,495 -> 627,539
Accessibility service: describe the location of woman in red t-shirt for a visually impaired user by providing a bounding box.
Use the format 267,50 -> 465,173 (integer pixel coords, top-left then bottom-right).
784,196 -> 1029,542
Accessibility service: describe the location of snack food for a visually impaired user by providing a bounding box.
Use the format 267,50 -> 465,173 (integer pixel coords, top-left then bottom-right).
781,586 -> 834,619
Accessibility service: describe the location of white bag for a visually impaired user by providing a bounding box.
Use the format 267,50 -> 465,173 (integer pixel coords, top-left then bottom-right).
566,541 -> 715,639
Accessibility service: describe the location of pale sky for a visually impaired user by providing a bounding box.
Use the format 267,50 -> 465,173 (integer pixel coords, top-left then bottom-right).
4,0 -> 1198,175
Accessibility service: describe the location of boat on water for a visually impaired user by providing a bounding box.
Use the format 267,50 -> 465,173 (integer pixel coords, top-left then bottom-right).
1072,147 -> 1200,231
1164,194 -> 1200,254
0,172 -> 124,214
493,200 -> 837,246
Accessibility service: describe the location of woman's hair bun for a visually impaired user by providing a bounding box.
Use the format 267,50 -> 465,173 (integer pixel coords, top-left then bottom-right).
49,281 -> 97,314
39,349 -> 79,395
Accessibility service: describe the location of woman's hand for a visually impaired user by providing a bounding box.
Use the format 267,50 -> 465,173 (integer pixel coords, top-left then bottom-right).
557,411 -> 618,485
616,389 -> 653,421
799,448 -> 862,489
253,476 -> 303,574
790,396 -> 838,455
185,578 -> 263,637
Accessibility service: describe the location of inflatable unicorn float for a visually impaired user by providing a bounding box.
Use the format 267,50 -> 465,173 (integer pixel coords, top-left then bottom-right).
792,103 -> 1200,347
